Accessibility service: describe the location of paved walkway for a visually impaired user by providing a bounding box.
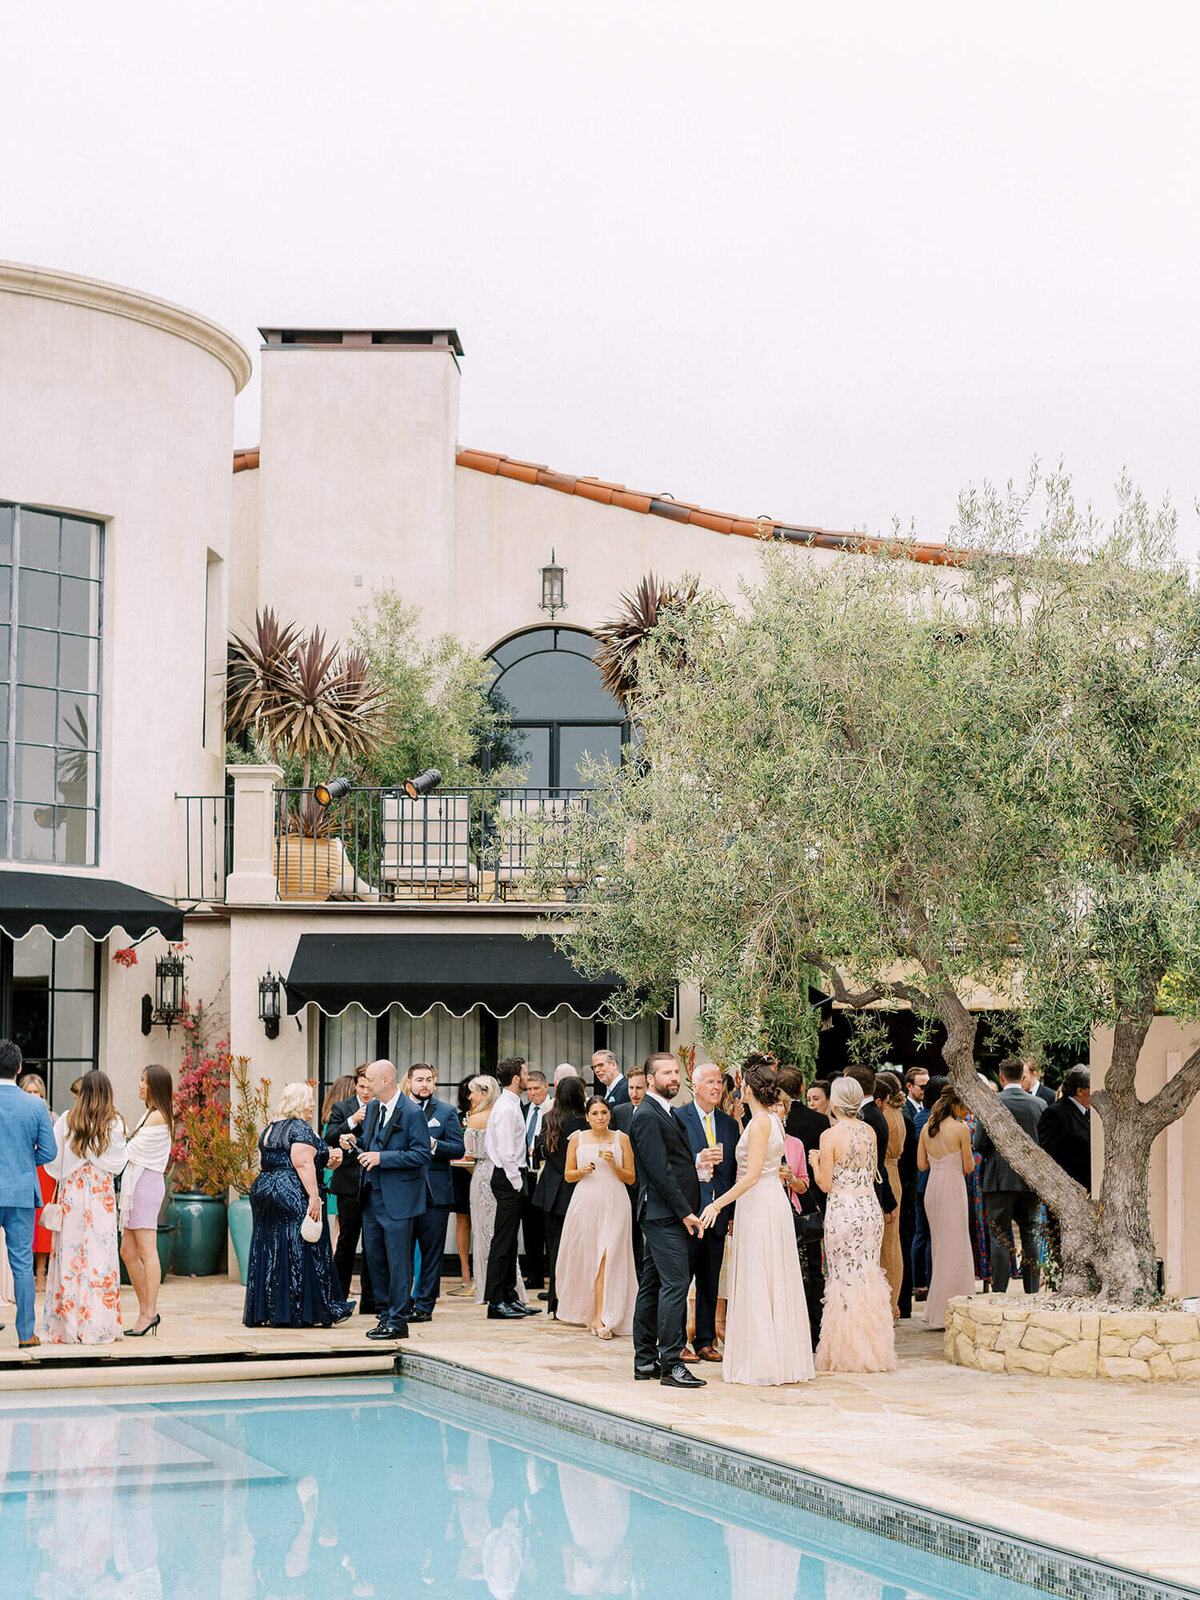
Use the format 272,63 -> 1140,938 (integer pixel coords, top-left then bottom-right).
3,1278 -> 1199,1591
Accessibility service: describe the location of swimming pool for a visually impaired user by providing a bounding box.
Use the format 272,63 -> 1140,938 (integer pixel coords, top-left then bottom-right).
0,1375 -> 1157,1599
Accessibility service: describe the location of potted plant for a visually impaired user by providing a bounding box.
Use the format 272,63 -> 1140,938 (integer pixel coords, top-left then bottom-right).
169,1000 -> 240,1276
226,609 -> 387,900
226,1055 -> 273,1284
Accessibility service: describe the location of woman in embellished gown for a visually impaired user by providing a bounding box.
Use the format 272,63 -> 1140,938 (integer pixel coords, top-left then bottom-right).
699,1060 -> 814,1385
555,1096 -> 638,1337
243,1081 -> 353,1328
810,1075 -> 897,1373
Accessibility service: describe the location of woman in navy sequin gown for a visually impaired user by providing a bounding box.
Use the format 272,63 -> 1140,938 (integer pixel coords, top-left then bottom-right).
243,1083 -> 354,1328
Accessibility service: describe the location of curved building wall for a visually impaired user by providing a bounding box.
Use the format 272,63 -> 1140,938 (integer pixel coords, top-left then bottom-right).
0,263 -> 249,898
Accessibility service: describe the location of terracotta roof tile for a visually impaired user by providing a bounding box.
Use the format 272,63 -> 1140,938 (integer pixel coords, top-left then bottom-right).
227,444 -> 961,567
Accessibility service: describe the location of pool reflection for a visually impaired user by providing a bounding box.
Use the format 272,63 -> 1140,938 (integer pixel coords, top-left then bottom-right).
0,1387 -> 990,1600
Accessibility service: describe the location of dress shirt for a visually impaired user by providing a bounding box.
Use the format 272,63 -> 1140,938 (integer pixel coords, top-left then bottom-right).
645,1089 -> 674,1113
604,1073 -> 626,1100
374,1088 -> 402,1143
524,1100 -> 548,1154
693,1106 -> 719,1170
485,1090 -> 527,1190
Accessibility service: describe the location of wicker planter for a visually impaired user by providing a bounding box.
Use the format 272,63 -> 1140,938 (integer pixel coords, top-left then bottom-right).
275,834 -> 347,900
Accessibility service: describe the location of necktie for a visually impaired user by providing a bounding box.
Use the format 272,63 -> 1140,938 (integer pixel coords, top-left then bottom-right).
704,1112 -> 716,1148
375,1107 -> 389,1147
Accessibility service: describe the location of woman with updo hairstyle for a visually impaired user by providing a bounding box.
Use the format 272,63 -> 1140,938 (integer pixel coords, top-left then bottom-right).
243,1080 -> 353,1329
697,1056 -> 814,1384
809,1075 -> 897,1372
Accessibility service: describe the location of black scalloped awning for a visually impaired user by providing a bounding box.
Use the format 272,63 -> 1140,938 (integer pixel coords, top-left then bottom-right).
285,931 -> 623,1019
0,870 -> 185,942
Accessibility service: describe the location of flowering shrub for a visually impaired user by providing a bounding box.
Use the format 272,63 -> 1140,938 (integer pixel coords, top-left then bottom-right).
111,946 -> 138,968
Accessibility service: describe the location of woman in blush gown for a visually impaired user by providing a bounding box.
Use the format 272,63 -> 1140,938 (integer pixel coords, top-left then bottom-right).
810,1075 -> 897,1373
243,1081 -> 353,1328
918,1086 -> 977,1329
699,1060 -> 814,1386
555,1097 -> 638,1337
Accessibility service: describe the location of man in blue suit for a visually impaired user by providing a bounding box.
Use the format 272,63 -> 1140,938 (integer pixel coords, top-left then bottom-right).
402,1062 -> 464,1322
674,1062 -> 739,1362
0,1039 -> 57,1348
356,1060 -> 432,1340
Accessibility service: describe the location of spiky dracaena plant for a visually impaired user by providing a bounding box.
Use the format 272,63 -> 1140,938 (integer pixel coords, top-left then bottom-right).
593,573 -> 701,711
226,610 -> 389,820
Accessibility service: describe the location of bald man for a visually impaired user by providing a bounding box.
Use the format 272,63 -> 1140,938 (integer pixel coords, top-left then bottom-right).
357,1060 -> 432,1340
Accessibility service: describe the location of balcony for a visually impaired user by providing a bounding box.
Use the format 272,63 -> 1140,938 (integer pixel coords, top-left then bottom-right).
180,777 -> 594,906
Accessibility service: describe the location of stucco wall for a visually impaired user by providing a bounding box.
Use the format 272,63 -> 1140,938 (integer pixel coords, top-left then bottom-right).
0,266 -> 247,899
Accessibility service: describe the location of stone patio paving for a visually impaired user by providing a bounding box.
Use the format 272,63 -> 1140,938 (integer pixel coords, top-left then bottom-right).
3,1277 -> 1198,1591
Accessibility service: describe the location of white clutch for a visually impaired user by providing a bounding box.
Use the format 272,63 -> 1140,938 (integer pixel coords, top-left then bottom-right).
41,1202 -> 63,1232
300,1211 -> 322,1244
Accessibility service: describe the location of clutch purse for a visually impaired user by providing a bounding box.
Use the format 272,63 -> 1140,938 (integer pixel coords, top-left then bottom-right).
41,1201 -> 63,1232
300,1211 -> 322,1244
794,1210 -> 824,1244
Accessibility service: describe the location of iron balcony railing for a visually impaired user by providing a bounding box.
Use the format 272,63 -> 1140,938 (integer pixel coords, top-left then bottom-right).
179,784 -> 597,904
177,792 -> 234,904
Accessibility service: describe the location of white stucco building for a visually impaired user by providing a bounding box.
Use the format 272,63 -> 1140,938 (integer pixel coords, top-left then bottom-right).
2,260 -> 1195,1293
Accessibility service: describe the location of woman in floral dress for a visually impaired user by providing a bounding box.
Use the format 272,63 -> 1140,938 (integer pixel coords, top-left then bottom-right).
40,1071 -> 127,1345
810,1075 -> 897,1373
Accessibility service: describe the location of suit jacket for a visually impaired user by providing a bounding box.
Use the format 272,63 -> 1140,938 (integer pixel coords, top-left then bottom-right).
898,1106 -> 919,1196
1038,1098 -> 1092,1191
0,1081 -> 57,1208
674,1102 -> 740,1236
602,1075 -> 631,1108
411,1095 -> 465,1207
628,1097 -> 700,1224
609,1102 -> 637,1136
784,1102 -> 829,1214
324,1095 -> 371,1198
532,1114 -> 588,1217
361,1094 -> 432,1221
973,1085 -> 1044,1194
1034,1082 -> 1055,1106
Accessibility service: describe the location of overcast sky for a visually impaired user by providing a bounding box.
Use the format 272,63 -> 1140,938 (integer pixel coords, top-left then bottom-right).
5,2 -> 1199,549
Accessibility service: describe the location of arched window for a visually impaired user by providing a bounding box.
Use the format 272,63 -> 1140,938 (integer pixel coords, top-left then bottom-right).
487,627 -> 626,790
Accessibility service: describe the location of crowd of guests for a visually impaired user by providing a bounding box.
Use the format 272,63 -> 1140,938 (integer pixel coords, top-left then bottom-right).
2,1030 -> 1093,1385
0,1041 -> 173,1346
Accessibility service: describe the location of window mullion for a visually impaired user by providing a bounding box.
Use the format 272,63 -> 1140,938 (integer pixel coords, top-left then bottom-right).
5,507 -> 19,859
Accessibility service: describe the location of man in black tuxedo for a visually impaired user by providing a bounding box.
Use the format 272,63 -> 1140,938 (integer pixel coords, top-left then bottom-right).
403,1063 -> 465,1323
845,1066 -> 897,1215
974,1056 -> 1045,1294
896,1067 -> 922,1319
1038,1066 -> 1091,1189
592,1049 -> 630,1108
1022,1057 -> 1056,1107
326,1063 -> 377,1314
777,1067 -> 828,1347
356,1059 -> 433,1340
520,1070 -> 551,1289
609,1065 -> 647,1275
674,1063 -> 739,1362
629,1053 -> 706,1389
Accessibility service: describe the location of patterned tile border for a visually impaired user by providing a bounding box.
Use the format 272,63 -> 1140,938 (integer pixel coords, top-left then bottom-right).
397,1351 -> 1198,1600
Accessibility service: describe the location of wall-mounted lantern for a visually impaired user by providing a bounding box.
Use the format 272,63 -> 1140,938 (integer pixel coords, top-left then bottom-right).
539,550 -> 566,618
258,970 -> 282,1040
141,952 -> 187,1036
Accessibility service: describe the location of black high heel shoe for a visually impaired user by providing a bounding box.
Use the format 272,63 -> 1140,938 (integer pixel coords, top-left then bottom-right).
123,1315 -> 161,1338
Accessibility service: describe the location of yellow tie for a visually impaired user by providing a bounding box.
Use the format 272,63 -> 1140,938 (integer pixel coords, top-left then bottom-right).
704,1113 -> 716,1147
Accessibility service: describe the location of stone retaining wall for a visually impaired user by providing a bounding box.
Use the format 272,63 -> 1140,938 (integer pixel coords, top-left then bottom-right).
943,1295 -> 1200,1380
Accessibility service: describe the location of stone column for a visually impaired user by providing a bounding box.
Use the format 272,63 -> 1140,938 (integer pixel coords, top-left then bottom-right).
224,764 -> 283,904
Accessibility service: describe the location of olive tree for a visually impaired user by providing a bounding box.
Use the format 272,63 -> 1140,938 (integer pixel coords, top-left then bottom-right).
547,470 -> 1200,1302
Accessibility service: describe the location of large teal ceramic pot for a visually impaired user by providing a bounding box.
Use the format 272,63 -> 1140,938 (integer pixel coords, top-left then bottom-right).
169,1192 -> 227,1277
227,1194 -> 254,1285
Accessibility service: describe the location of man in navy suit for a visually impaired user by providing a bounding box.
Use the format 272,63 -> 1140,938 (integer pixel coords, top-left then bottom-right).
356,1059 -> 432,1340
674,1063 -> 739,1362
402,1063 -> 465,1323
0,1039 -> 57,1347
592,1049 -> 630,1107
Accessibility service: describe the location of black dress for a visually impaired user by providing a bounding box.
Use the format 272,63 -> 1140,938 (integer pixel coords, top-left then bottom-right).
243,1118 -> 353,1327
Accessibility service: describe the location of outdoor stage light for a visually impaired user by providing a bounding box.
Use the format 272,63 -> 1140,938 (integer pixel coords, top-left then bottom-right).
314,777 -> 351,806
404,769 -> 442,799
258,970 -> 282,1040
539,550 -> 566,618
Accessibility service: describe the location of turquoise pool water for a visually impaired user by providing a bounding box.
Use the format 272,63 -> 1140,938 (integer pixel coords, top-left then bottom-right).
0,1376 -> 1071,1599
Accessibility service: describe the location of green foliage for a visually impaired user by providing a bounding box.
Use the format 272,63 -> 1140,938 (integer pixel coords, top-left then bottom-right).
350,585 -> 517,788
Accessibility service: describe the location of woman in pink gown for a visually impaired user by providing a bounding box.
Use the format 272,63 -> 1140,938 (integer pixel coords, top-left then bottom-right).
810,1075 -> 897,1373
555,1097 -> 638,1337
698,1060 -> 814,1385
918,1087 -> 977,1329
